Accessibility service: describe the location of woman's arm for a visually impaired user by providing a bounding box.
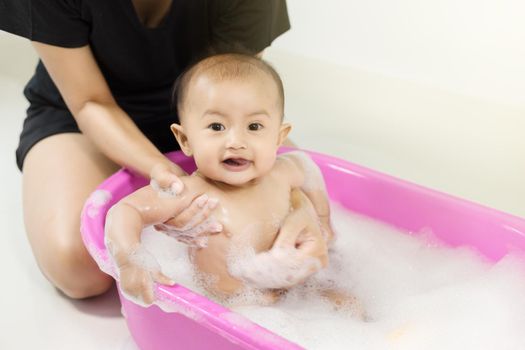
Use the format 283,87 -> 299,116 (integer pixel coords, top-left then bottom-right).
32,42 -> 180,180
230,189 -> 328,289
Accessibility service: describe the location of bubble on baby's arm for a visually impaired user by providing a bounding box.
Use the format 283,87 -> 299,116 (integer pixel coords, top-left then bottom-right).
150,179 -> 178,198
227,243 -> 323,290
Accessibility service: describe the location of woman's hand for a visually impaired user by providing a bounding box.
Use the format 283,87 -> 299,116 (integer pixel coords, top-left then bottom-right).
149,162 -> 185,195
154,199 -> 222,248
149,162 -> 223,247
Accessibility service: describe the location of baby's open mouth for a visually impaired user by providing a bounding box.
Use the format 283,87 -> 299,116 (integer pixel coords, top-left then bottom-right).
222,158 -> 251,171
223,158 -> 249,166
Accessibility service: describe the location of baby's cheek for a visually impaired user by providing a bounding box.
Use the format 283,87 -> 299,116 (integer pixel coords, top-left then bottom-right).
255,152 -> 277,174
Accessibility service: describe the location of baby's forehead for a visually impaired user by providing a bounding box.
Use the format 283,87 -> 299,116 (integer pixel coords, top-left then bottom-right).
189,71 -> 275,93
193,56 -> 266,78
176,54 -> 285,116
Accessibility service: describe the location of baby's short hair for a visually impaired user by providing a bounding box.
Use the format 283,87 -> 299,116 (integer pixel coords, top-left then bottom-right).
173,53 -> 285,118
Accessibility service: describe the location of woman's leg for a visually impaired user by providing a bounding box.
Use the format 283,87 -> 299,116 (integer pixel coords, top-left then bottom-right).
22,133 -> 121,299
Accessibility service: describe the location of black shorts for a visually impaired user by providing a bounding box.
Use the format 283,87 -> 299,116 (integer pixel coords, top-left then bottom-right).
16,105 -> 180,171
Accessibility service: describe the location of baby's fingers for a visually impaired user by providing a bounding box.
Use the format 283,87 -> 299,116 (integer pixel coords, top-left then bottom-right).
152,271 -> 175,286
295,233 -> 328,267
142,283 -> 155,305
121,277 -> 155,305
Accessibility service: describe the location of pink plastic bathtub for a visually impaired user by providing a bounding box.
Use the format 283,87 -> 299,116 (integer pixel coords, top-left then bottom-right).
80,149 -> 525,350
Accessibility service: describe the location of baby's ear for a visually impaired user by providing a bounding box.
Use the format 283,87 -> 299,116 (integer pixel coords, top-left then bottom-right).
277,123 -> 292,146
170,123 -> 193,156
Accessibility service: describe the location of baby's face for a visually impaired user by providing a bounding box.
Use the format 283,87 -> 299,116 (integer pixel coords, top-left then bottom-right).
175,74 -> 289,186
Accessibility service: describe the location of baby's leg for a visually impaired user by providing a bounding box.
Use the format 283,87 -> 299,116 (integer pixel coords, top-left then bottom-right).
319,288 -> 366,320
221,287 -> 288,307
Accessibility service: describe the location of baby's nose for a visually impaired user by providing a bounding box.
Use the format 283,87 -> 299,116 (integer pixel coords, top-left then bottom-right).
226,129 -> 247,149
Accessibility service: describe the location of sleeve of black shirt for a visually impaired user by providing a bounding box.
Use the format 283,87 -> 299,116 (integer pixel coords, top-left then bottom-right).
0,0 -> 89,48
210,0 -> 291,54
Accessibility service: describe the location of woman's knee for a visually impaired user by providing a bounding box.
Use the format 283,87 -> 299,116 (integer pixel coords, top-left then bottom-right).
37,228 -> 113,299
21,134 -> 119,298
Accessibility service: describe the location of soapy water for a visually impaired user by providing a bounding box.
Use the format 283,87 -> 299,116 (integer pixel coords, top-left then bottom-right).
227,245 -> 322,289
132,203 -> 525,349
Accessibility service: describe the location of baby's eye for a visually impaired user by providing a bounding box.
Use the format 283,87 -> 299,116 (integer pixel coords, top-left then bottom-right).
208,123 -> 225,131
248,123 -> 263,131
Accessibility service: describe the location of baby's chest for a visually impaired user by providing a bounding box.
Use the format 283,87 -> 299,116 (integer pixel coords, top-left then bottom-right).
211,186 -> 291,250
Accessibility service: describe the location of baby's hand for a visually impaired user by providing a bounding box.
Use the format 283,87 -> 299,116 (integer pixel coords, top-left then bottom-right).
319,217 -> 336,244
118,262 -> 174,305
279,211 -> 329,270
230,205 -> 329,289
114,245 -> 174,306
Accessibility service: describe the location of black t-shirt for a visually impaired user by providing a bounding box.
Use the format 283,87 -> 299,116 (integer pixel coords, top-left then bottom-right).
0,0 -> 290,122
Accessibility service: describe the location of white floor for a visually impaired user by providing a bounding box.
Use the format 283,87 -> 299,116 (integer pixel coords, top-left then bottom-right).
0,71 -> 133,350
0,33 -> 523,349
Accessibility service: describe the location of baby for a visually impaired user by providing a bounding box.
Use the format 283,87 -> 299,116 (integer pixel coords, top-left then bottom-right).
105,53 -> 335,306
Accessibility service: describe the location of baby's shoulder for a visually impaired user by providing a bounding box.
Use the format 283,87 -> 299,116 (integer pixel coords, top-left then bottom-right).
179,172 -> 210,194
272,152 -> 305,185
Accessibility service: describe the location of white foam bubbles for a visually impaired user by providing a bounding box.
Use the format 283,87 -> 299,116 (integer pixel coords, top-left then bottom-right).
150,179 -> 179,198
228,245 -> 322,289
137,203 -> 525,350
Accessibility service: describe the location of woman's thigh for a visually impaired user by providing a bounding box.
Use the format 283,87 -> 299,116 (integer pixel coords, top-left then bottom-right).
22,133 -> 120,298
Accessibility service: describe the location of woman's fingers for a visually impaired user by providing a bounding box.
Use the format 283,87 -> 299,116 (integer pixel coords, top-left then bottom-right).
149,162 -> 185,193
164,194 -> 219,230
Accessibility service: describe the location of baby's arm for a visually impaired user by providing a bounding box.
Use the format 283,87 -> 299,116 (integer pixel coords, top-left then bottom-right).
229,190 -> 327,289
278,151 -> 335,242
105,182 -> 205,304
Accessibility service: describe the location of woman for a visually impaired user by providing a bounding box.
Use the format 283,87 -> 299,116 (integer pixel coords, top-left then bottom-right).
0,0 -> 298,299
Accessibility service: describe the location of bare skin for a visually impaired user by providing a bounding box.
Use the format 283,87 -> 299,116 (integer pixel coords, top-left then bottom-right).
24,16 -> 283,299
190,160 -> 329,298
23,27 -> 212,297
23,133 -> 120,298
106,154 -> 329,304
105,55 -> 333,304
131,0 -> 173,28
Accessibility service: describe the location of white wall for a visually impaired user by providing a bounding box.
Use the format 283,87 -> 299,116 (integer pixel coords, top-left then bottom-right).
273,0 -> 525,109
0,5 -> 523,218
265,0 -> 525,218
